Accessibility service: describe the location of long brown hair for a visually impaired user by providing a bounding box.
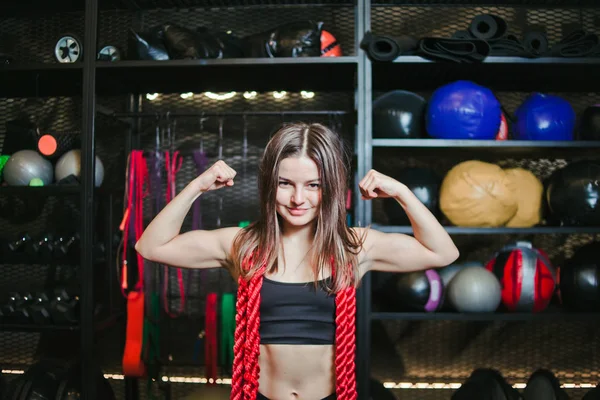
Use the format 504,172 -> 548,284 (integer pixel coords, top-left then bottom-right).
229,122 -> 363,400
230,122 -> 365,291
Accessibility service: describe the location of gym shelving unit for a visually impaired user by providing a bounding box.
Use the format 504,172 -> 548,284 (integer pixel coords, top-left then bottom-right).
359,0 -> 600,399
4,0 -> 600,399
0,0 -> 123,399
91,0 -> 364,399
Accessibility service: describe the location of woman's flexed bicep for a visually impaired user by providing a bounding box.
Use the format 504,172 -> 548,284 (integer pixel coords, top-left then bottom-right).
135,226 -> 241,270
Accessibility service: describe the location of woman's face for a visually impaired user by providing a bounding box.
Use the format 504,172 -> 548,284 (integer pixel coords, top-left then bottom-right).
275,156 -> 322,228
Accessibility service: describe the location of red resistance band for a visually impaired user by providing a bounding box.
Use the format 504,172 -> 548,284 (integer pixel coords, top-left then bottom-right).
121,150 -> 149,377
162,150 -> 186,318
205,292 -> 218,383
121,150 -> 148,295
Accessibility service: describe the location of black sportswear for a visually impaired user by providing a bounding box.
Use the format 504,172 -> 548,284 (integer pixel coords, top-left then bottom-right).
259,276 -> 336,345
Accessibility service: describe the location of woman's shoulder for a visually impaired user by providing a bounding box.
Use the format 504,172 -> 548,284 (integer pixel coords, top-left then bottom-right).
349,226 -> 371,243
215,226 -> 245,246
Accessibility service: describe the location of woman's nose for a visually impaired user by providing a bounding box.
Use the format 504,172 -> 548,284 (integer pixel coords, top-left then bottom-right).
292,187 -> 305,204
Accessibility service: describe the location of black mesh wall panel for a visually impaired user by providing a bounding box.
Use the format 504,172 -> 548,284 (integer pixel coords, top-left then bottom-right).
370,5 -> 600,45
372,318 -> 600,399
0,12 -> 85,64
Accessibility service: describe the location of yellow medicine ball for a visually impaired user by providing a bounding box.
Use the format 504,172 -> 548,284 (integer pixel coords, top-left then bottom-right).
504,167 -> 544,227
440,160 -> 518,227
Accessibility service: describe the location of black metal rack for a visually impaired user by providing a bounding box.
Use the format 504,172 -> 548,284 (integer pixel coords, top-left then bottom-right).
2,0 -> 600,398
359,0 -> 600,399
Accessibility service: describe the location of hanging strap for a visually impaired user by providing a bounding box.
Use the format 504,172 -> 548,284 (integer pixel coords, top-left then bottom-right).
162,150 -> 186,318
205,292 -> 218,383
121,150 -> 149,377
220,293 -> 235,370
123,292 -> 146,377
191,149 -> 208,230
144,292 -> 161,398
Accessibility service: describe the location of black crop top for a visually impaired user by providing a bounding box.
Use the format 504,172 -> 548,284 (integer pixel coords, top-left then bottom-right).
259,276 -> 336,345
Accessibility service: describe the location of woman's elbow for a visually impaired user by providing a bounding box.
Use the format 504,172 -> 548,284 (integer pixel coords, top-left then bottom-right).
440,246 -> 460,267
134,240 -> 152,260
449,246 -> 460,264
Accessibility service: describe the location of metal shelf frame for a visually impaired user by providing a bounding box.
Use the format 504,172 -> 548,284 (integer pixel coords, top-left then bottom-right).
5,0 -> 600,398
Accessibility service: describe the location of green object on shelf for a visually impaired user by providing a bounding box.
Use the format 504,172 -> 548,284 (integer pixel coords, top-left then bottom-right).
29,178 -> 44,186
238,220 -> 251,228
144,293 -> 161,399
0,155 -> 9,179
220,293 -> 235,369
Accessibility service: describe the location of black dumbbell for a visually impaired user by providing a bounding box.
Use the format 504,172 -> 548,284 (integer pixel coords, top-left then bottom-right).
54,233 -> 80,260
1,292 -> 23,320
31,233 -> 55,261
8,233 -> 33,253
28,291 -> 53,325
49,288 -> 79,324
12,292 -> 35,324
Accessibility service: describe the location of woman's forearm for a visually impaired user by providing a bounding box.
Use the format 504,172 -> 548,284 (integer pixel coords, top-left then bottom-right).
394,183 -> 459,262
135,179 -> 203,256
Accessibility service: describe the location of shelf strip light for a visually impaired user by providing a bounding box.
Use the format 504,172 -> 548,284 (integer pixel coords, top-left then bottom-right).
2,371 -> 596,391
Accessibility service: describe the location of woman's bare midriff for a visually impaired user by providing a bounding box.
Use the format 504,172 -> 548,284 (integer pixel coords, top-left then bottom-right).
258,344 -> 335,400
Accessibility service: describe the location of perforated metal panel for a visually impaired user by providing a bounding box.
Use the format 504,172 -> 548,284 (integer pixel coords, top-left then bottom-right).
0,12 -> 85,64
0,333 -> 42,369
370,5 -> 600,46
97,5 -> 356,59
0,97 -> 82,141
96,96 -> 132,190
372,0 -> 597,6
111,0 -> 355,7
372,319 -> 600,399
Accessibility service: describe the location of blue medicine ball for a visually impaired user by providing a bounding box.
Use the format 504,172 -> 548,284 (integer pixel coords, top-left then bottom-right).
426,80 -> 502,140
513,93 -> 575,141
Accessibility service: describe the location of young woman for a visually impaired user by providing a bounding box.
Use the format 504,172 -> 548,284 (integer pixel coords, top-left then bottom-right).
135,122 -> 459,400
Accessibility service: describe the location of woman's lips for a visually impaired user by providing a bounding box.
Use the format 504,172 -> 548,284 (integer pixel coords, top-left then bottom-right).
288,207 -> 309,216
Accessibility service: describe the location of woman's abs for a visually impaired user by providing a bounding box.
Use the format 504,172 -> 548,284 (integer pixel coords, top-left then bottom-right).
258,344 -> 335,400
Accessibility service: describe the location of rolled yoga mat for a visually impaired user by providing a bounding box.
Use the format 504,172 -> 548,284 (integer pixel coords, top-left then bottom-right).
488,34 -> 531,57
360,31 -> 418,62
417,37 -> 490,63
458,14 -> 542,58
523,29 -> 549,56
468,14 -> 508,41
549,28 -> 599,57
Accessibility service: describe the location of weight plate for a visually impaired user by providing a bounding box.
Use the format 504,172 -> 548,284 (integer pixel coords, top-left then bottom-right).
98,45 -> 121,62
54,35 -> 82,63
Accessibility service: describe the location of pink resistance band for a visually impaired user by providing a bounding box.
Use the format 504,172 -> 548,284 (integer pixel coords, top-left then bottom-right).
162,150 -> 186,317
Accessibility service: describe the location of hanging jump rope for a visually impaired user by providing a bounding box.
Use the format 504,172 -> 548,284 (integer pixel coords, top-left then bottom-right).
193,116 -> 209,295
143,119 -> 169,399
161,116 -> 187,319
120,149 -> 149,378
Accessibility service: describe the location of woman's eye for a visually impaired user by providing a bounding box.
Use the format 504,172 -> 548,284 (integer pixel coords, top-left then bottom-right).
309,183 -> 320,189
278,181 -> 289,186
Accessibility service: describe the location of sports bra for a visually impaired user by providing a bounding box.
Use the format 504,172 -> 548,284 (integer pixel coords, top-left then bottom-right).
259,276 -> 336,345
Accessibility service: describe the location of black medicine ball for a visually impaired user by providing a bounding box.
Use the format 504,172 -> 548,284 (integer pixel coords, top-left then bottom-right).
580,105 -> 600,140
384,167 -> 441,225
373,90 -> 427,138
